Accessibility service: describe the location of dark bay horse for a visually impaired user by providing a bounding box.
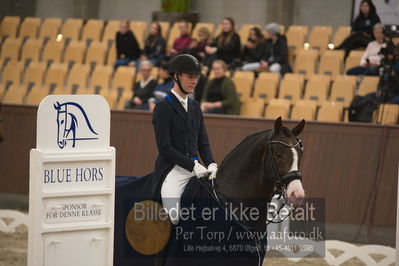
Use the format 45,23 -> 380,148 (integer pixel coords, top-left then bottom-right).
115,117 -> 306,266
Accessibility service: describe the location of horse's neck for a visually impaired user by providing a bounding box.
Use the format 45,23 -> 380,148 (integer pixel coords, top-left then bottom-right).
215,131 -> 275,200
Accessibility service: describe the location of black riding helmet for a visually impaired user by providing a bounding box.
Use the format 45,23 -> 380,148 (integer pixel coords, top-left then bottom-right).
169,54 -> 201,94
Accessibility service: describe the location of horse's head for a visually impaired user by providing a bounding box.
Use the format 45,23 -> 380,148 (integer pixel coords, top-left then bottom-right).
270,117 -> 305,188
54,101 -> 67,149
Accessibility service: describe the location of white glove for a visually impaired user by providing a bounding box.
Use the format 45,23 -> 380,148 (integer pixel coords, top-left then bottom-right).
207,163 -> 218,179
193,160 -> 209,178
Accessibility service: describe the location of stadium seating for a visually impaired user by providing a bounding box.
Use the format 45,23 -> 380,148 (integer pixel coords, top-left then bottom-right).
112,66 -> 136,92
344,50 -> 364,72
2,85 -> 24,104
103,20 -> 120,46
264,98 -> 290,119
19,17 -> 41,39
61,18 -> 84,44
39,18 -> 62,41
85,41 -> 107,68
65,64 -> 90,93
318,51 -> 344,80
374,104 -> 399,124
43,62 -> 68,92
0,16 -> 21,38
21,61 -> 46,91
329,75 -> 356,107
240,98 -> 265,117
192,22 -> 215,40
278,74 -> 304,104
81,19 -> 104,45
332,26 -> 351,48
42,39 -> 64,65
0,38 -> 23,64
232,71 -> 254,100
21,38 -> 43,66
253,72 -> 279,103
303,74 -> 331,105
294,49 -> 318,79
317,101 -> 344,122
291,100 -> 317,120
130,21 -> 148,49
89,65 -> 113,92
64,40 -> 86,66
26,86 -> 47,105
1,62 -> 22,88
308,26 -> 332,53
358,76 -> 380,96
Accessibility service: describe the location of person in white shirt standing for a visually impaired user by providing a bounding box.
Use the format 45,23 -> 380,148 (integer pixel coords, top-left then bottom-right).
347,23 -> 386,76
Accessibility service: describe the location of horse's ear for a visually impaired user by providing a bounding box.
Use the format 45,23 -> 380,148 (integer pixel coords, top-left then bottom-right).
292,119 -> 305,136
274,117 -> 282,134
54,101 -> 60,110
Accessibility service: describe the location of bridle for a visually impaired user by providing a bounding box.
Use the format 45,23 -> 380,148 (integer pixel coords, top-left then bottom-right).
196,134 -> 304,266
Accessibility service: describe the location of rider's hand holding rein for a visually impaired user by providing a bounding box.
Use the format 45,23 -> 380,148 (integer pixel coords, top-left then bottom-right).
207,163 -> 218,179
286,179 -> 305,205
193,160 -> 209,178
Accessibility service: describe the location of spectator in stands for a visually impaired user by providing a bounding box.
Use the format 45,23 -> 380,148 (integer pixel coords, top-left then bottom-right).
168,21 -> 193,57
115,21 -> 141,68
148,62 -> 174,111
125,61 -> 157,110
140,22 -> 166,66
347,23 -> 386,76
204,17 -> 241,69
241,27 -> 266,71
201,60 -> 240,114
260,23 -> 291,74
185,27 -> 211,62
336,0 -> 381,58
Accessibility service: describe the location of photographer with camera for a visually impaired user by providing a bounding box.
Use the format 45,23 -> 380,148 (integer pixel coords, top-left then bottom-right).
347,23 -> 386,76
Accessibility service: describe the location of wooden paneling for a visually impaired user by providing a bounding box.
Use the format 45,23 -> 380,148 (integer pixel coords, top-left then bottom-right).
0,105 -> 399,228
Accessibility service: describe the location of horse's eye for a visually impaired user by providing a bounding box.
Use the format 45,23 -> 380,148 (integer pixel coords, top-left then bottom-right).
61,120 -> 64,125
274,151 -> 281,157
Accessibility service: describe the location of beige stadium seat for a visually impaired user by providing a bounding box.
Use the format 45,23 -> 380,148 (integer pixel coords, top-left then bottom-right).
238,24 -> 260,45
303,74 -> 331,105
157,21 -> 170,40
358,76 -> 380,96
279,75 -> 303,104
42,39 -> 65,65
0,16 -> 21,38
99,88 -> 117,108
333,26 -> 351,48
19,17 -> 41,39
103,20 -> 120,45
240,98 -> 265,117
192,22 -> 215,40
374,104 -> 399,124
26,86 -> 48,105
44,63 -> 68,92
61,18 -> 83,43
291,100 -> 317,120
130,20 -> 148,49
286,29 -> 306,52
81,19 -> 105,45
112,66 -> 136,92
264,99 -> 290,119
2,85 -> 24,104
329,75 -> 356,107
89,65 -> 113,92
232,71 -> 254,101
107,43 -> 116,65
0,37 -> 23,63
318,54 -> 342,80
21,38 -> 43,65
308,26 -> 332,53
39,18 -> 61,41
21,61 -> 46,91
1,62 -> 22,88
65,64 -> 90,93
344,50 -> 364,72
294,49 -> 318,79
64,40 -> 86,66
253,72 -> 279,103
317,101 -> 344,122
85,41 -> 107,68
116,89 -> 133,110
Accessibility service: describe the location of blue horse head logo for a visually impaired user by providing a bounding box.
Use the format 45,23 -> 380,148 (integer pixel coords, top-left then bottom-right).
53,101 -> 99,149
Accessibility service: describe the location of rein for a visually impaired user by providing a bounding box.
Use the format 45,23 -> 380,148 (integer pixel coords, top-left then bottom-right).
196,133 -> 304,266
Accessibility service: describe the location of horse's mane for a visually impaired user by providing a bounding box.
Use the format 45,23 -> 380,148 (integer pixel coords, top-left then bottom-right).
219,129 -> 272,169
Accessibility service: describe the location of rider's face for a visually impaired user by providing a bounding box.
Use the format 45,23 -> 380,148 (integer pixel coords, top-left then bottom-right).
178,73 -> 199,94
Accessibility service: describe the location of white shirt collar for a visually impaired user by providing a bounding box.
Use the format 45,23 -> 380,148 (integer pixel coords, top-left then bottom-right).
171,88 -> 188,111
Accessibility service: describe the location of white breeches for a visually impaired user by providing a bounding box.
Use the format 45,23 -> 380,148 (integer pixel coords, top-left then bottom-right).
161,164 -> 193,225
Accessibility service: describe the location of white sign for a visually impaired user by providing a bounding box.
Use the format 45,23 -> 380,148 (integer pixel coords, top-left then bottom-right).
28,95 -> 115,266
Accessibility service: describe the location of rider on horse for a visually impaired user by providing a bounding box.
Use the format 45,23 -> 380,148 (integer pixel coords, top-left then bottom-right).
152,54 -> 218,225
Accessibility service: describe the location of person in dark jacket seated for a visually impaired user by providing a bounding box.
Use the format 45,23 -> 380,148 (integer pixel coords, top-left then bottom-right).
336,0 -> 381,58
149,61 -> 174,111
115,20 -> 141,68
125,61 -> 157,110
204,17 -> 241,68
201,60 -> 240,115
260,23 -> 291,75
241,27 -> 266,71
140,22 -> 166,67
